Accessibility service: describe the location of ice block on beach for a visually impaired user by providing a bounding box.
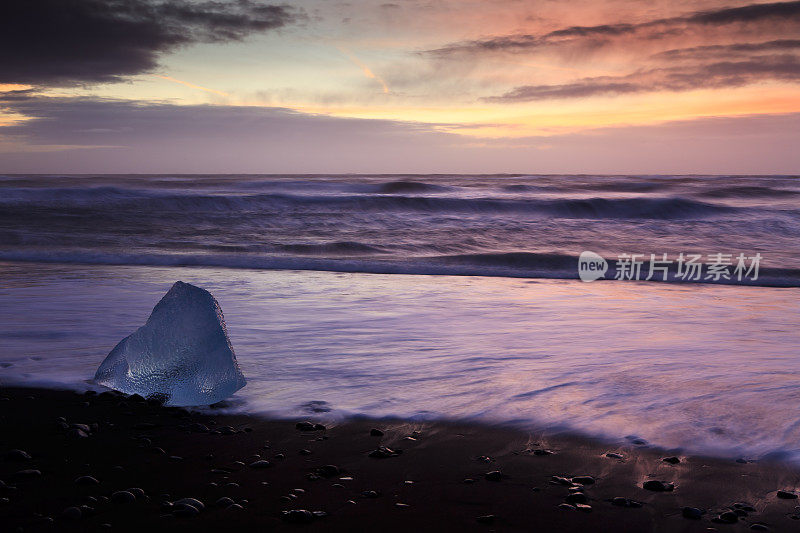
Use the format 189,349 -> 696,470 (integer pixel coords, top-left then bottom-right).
94,281 -> 246,406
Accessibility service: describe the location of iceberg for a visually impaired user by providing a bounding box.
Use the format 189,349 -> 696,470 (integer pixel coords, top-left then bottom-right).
94,281 -> 246,406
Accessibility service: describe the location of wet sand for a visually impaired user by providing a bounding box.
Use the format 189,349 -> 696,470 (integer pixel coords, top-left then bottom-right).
2,386 -> 800,532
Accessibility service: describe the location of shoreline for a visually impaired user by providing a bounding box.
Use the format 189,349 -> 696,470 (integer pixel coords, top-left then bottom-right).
2,387 -> 800,531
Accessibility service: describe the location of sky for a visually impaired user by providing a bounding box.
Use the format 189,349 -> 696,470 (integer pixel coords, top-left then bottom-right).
0,0 -> 799,173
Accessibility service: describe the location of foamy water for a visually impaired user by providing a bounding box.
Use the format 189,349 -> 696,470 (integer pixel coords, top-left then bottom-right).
2,263 -> 799,462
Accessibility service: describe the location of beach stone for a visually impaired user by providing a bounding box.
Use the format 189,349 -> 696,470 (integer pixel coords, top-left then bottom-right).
611,497 -> 643,508
484,470 -> 502,482
682,507 -> 704,519
283,509 -> 314,523
361,490 -> 380,498
571,475 -> 595,485
4,449 -> 31,462
777,490 -> 798,499
172,503 -> 200,517
189,423 -> 209,433
370,428 -> 384,437
575,503 -> 592,512
734,502 -> 756,512
60,506 -> 82,520
249,460 -> 271,469
111,491 -> 136,504
218,426 -> 236,435
750,524 -> 769,531
126,487 -> 145,499
558,503 -> 576,511
712,511 -> 739,524
79,505 -> 95,516
605,452 -> 624,459
533,449 -> 553,456
643,480 -> 674,492
477,455 -> 493,464
316,465 -> 340,478
369,446 -> 401,458
550,476 -> 572,486
174,497 -> 204,510
68,428 -> 89,438
13,469 -> 41,480
74,475 -> 100,485
475,514 -> 496,524
299,449 -> 312,455
662,456 -> 681,464
226,503 -> 244,511
565,493 -> 589,505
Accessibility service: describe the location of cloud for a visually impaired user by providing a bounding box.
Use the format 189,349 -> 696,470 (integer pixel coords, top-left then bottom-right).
0,0 -> 301,86
485,54 -> 800,101
651,39 -> 800,61
428,1 -> 800,56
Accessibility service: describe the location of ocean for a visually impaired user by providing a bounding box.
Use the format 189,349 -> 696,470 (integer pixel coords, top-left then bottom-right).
1,174 -> 799,460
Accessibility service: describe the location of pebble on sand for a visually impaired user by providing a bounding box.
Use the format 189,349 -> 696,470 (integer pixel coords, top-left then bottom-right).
611,497 -> 643,508
75,475 -> 100,485
368,446 -> 401,459
282,509 -> 315,523
662,456 -> 681,464
777,490 -> 798,499
316,465 -> 340,478
682,506 -> 704,519
643,480 -> 674,492
60,506 -> 82,520
484,470 -> 503,482
13,469 -> 41,480
174,497 -> 205,510
564,493 -> 589,505
111,491 -> 136,504
295,421 -> 326,431
4,449 -> 32,462
712,511 -> 739,524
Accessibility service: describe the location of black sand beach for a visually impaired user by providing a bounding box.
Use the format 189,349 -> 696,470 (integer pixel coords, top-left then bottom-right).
2,387 -> 800,532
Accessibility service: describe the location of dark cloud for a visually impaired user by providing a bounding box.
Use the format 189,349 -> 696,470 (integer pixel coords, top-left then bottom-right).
484,55 -> 800,102
651,39 -> 800,60
428,1 -> 800,55
0,0 -> 300,86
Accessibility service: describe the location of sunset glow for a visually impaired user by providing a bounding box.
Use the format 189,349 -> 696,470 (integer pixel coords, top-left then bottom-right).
1,0 -> 799,172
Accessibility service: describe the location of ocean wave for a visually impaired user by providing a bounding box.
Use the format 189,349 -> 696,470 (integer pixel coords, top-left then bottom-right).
697,185 -> 800,199
375,180 -> 454,193
0,186 -> 744,220
1,250 -> 797,287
